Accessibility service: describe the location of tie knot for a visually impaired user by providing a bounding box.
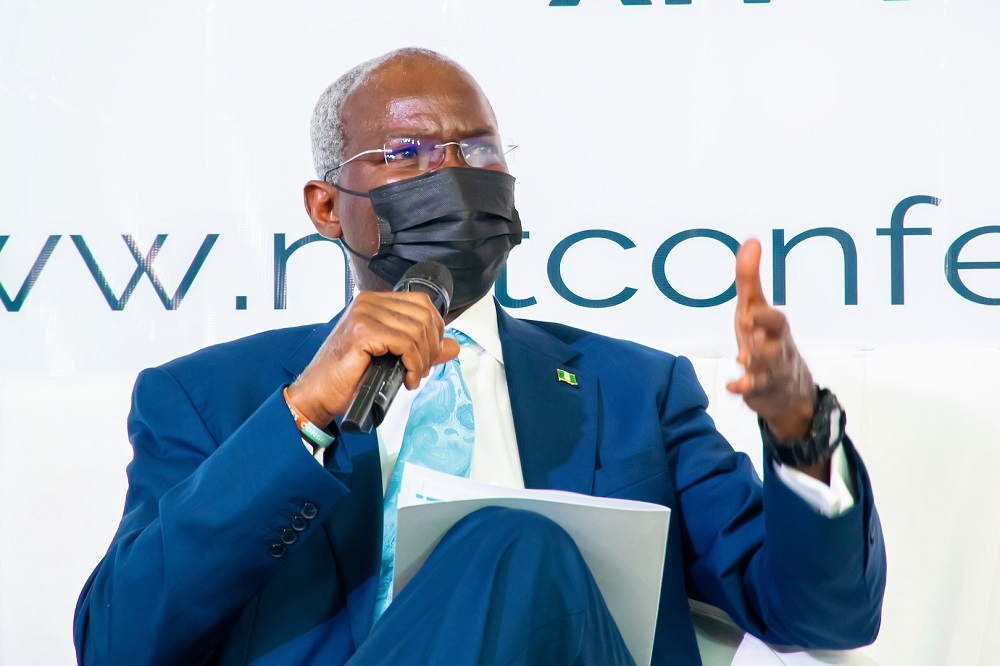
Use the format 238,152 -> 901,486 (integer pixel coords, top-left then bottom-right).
445,328 -> 475,348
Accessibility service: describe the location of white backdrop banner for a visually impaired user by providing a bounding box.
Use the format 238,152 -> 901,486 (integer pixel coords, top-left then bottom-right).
2,0 -> 998,378
2,1 -> 999,665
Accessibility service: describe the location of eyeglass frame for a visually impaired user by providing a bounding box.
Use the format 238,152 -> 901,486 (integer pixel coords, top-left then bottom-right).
322,135 -> 517,182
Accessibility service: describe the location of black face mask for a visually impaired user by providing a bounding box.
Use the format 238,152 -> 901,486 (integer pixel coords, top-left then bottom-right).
335,167 -> 522,311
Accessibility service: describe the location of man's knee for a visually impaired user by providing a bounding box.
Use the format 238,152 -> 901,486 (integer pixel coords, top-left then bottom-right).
448,506 -> 576,554
438,506 -> 590,592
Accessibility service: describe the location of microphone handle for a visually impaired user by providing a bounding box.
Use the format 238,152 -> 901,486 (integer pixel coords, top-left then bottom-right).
341,354 -> 405,434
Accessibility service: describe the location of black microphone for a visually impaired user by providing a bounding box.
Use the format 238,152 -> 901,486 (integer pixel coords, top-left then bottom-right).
341,260 -> 454,434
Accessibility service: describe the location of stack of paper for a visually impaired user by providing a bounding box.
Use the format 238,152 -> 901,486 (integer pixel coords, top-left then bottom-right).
394,463 -> 671,666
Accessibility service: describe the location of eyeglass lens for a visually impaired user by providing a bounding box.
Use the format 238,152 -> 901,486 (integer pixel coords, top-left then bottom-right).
383,136 -> 515,172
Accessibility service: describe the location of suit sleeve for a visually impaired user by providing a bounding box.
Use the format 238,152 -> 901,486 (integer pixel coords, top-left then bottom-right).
664,356 -> 887,649
73,367 -> 353,665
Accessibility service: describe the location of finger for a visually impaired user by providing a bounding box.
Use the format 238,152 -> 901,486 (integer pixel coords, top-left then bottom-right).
725,368 -> 772,397
353,290 -> 446,346
735,319 -> 766,366
734,308 -> 754,365
737,308 -> 786,364
745,334 -> 782,373
725,373 -> 755,396
357,303 -> 434,353
381,293 -> 448,358
403,334 -> 460,390
749,307 -> 788,339
351,288 -> 447,316
734,239 -> 767,309
434,338 -> 461,365
347,299 -> 443,389
400,331 -> 435,391
725,376 -> 747,395
354,321 -> 427,391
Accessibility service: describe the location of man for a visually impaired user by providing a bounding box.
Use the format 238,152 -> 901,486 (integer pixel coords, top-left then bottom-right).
75,48 -> 885,665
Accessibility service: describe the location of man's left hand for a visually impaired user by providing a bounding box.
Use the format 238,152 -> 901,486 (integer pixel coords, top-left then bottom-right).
725,239 -> 817,446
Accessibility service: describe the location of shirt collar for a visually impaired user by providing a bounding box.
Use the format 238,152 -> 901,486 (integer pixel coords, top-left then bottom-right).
448,295 -> 503,366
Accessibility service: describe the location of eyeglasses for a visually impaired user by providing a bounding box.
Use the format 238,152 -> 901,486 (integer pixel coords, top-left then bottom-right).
324,135 -> 517,180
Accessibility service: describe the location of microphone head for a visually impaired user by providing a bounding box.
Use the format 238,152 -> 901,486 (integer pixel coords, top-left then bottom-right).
395,260 -> 454,315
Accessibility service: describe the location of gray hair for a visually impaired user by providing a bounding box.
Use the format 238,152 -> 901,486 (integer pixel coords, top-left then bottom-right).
311,47 -> 459,183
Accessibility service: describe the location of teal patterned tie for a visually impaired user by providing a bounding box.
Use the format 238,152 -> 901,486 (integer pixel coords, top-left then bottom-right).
373,329 -> 476,624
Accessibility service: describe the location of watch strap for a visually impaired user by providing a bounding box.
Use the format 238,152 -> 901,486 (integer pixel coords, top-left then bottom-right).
759,387 -> 846,467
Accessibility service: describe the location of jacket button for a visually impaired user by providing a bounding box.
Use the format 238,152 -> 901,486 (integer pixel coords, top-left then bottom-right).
280,528 -> 298,545
301,502 -> 318,520
291,515 -> 308,532
268,543 -> 286,558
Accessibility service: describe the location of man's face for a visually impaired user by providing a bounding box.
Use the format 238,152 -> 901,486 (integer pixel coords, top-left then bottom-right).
335,57 -> 507,293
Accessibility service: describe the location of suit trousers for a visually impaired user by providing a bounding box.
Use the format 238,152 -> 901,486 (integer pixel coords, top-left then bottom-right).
347,507 -> 635,666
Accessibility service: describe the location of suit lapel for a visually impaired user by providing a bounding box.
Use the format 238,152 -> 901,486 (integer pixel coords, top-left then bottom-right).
497,306 -> 599,495
283,315 -> 383,650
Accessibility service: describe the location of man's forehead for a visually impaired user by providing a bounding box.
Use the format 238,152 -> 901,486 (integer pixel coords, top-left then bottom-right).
341,61 -> 496,145
385,95 -> 493,131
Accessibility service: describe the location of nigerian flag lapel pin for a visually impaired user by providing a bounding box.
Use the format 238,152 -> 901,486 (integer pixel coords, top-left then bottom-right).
557,368 -> 578,386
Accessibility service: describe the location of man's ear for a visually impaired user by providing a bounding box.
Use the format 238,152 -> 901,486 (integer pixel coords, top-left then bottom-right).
303,180 -> 342,239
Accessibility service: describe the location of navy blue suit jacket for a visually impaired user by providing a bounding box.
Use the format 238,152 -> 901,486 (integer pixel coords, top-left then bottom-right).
75,304 -> 886,665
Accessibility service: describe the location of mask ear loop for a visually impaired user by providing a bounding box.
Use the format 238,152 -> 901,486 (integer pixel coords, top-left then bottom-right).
330,181 -> 395,267
336,235 -> 370,261
332,182 -> 395,257
333,182 -> 372,199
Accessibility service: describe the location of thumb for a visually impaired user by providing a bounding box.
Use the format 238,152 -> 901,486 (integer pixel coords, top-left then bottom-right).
735,238 -> 767,307
434,337 -> 461,365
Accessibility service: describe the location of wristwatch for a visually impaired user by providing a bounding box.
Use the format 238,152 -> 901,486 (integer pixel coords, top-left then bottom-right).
759,387 -> 846,467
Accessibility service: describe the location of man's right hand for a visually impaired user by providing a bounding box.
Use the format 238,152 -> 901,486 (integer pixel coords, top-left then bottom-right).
286,291 -> 460,428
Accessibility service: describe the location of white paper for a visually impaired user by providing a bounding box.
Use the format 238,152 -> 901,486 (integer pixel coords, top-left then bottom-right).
731,634 -> 786,665
394,464 -> 670,666
731,632 -> 880,666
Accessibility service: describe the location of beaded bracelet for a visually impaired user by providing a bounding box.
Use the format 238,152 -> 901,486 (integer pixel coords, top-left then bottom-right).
282,387 -> 336,450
